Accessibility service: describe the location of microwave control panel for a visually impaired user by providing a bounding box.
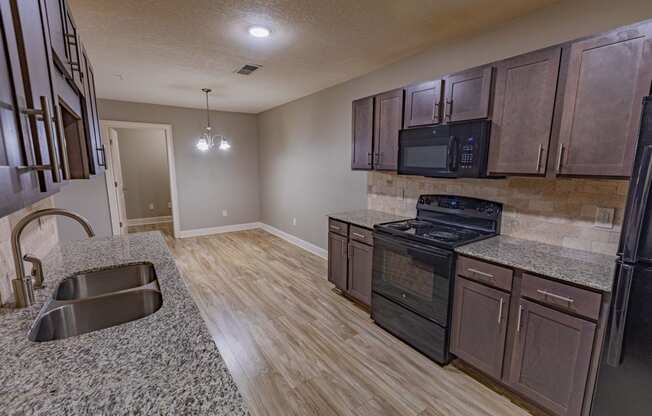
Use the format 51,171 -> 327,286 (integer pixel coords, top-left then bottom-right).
451,120 -> 491,178
460,137 -> 476,169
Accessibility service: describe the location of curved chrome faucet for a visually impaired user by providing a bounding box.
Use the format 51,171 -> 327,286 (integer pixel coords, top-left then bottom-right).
10,208 -> 95,308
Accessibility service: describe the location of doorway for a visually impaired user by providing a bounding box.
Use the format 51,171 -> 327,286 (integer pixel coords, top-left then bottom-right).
100,121 -> 179,239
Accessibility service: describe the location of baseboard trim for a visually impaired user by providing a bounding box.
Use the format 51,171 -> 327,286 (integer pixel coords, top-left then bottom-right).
259,223 -> 327,259
127,216 -> 172,226
177,222 -> 261,238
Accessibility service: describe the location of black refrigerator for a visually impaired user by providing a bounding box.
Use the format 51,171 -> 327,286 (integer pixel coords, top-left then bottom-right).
591,96 -> 652,415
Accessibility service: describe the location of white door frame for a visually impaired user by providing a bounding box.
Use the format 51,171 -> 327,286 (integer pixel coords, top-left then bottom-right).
100,120 -> 180,238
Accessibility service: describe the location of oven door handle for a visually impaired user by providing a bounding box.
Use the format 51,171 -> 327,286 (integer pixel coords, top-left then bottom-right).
374,232 -> 452,260
447,136 -> 458,172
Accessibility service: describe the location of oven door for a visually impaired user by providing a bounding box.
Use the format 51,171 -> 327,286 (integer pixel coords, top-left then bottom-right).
372,232 -> 453,326
398,126 -> 458,178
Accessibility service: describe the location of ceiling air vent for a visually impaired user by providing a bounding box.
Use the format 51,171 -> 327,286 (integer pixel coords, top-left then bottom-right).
235,64 -> 262,75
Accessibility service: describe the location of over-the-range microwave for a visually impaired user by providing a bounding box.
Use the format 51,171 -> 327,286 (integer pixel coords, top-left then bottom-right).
398,120 -> 491,178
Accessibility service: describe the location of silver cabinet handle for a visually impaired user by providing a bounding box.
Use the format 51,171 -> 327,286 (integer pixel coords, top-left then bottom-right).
556,144 -> 565,172
516,304 -> 524,333
19,97 -> 62,183
445,99 -> 453,121
329,225 -> 339,231
467,268 -> 494,280
352,232 -> 366,239
536,289 -> 574,305
536,144 -> 544,172
498,298 -> 504,324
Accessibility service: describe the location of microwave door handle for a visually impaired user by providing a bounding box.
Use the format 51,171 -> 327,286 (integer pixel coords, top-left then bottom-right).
606,263 -> 634,367
447,136 -> 458,172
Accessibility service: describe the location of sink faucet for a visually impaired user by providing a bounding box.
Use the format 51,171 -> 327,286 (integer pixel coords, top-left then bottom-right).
10,208 -> 95,308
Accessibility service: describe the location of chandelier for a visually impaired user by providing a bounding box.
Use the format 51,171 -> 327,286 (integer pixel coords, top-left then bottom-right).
196,88 -> 230,152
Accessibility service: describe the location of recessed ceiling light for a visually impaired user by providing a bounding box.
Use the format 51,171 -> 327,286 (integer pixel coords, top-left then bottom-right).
248,26 -> 270,38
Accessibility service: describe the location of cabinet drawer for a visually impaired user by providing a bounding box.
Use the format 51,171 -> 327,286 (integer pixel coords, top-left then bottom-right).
521,273 -> 602,321
328,219 -> 348,236
349,225 -> 373,245
457,256 -> 513,292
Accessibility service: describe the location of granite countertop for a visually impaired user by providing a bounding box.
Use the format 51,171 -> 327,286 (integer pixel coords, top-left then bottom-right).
455,235 -> 617,292
328,209 -> 408,229
0,232 -> 249,415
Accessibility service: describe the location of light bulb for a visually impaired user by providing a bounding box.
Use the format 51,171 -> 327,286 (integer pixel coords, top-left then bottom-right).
196,138 -> 210,152
219,138 -> 231,150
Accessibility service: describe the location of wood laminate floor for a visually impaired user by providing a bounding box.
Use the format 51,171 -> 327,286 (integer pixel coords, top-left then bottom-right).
149,226 -> 533,416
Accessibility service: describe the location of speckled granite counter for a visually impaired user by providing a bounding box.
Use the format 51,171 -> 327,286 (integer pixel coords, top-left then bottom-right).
328,209 -> 407,229
455,235 -> 617,292
0,232 -> 249,415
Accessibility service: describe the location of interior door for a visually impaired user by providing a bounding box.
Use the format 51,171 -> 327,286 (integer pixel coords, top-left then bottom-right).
488,47 -> 561,175
373,89 -> 403,170
444,66 -> 493,122
106,127 -> 127,234
0,0 -> 40,216
557,23 -> 652,177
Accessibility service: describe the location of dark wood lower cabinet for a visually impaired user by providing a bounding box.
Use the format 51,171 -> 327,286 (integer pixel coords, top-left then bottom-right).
452,256 -> 605,416
507,299 -> 596,416
347,240 -> 372,305
327,232 -> 348,291
451,277 -> 510,379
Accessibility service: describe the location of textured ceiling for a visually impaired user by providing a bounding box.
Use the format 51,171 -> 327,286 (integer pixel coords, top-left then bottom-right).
69,0 -> 557,113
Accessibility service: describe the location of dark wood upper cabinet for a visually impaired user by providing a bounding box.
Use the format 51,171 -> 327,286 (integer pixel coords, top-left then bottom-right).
444,66 -> 493,123
328,232 -> 348,291
0,0 -> 42,216
347,239 -> 372,306
404,80 -> 443,128
451,277 -> 510,379
81,43 -> 104,174
507,299 -> 596,416
351,96 -> 374,170
488,47 -> 562,175
557,23 -> 652,177
43,0 -> 65,71
11,0 -> 63,193
373,88 -> 404,170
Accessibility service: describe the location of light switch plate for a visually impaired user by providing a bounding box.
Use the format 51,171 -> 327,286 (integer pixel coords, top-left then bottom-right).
594,207 -> 615,229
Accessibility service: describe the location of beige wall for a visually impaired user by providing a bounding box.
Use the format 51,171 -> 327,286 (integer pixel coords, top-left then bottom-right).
116,128 -> 171,220
98,99 -> 260,231
0,198 -> 59,305
258,0 -> 652,252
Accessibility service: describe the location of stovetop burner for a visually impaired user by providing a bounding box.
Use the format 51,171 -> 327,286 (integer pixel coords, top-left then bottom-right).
374,195 -> 502,249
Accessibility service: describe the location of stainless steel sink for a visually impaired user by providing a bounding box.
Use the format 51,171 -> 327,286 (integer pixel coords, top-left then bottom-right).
54,263 -> 157,300
28,289 -> 162,342
28,262 -> 163,342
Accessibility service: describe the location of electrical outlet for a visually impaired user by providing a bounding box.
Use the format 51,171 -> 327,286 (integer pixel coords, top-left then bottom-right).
148,203 -> 155,211
292,217 -> 297,226
594,207 -> 615,229
222,209 -> 228,217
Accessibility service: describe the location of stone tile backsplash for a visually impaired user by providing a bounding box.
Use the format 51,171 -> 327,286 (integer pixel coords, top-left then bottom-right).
0,197 -> 59,305
368,172 -> 629,255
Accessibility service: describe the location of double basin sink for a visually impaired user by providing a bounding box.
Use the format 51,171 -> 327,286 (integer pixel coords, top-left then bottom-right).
28,263 -> 163,342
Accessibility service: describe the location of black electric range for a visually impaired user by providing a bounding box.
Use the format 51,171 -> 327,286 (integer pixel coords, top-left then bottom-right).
371,195 -> 502,364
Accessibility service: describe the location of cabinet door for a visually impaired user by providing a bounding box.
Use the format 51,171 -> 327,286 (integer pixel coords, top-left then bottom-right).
0,0 -> 40,216
404,80 -> 443,128
347,240 -> 372,306
507,299 -> 596,416
12,0 -> 62,192
557,24 -> 652,177
328,232 -> 348,291
62,2 -> 82,90
351,96 -> 374,170
373,89 -> 403,170
451,277 -> 510,379
488,47 -> 561,175
444,66 -> 493,122
43,0 -> 66,74
80,44 -> 103,174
